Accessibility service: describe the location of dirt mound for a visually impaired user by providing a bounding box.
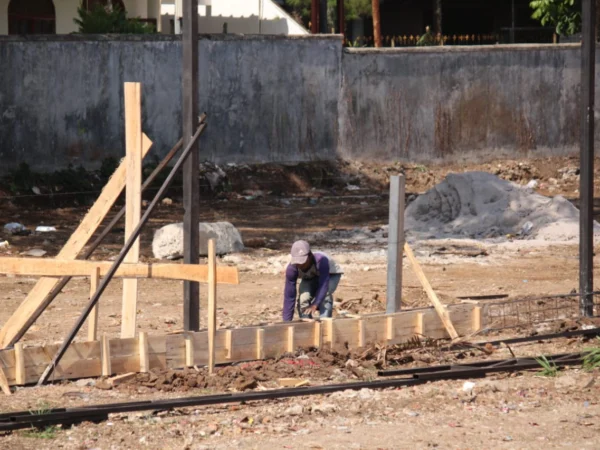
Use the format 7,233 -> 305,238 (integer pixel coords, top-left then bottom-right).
405,172 -> 600,242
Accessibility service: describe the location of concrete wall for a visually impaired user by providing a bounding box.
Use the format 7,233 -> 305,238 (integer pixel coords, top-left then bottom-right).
0,35 -> 341,171
339,44 -> 584,162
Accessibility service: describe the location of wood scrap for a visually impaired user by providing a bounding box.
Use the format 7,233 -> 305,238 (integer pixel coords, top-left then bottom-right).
404,243 -> 459,340
0,366 -> 11,395
108,372 -> 137,387
278,378 -> 310,387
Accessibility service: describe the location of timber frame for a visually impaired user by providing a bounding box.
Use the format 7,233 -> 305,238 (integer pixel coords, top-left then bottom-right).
0,303 -> 484,387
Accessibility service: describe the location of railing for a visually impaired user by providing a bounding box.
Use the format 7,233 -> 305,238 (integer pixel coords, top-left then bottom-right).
345,33 -> 499,48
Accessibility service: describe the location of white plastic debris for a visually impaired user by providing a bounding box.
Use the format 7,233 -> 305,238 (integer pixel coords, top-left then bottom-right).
520,221 -> 534,236
20,248 -> 47,257
0,240 -> 8,249
525,179 -> 538,189
32,186 -> 41,195
36,226 -> 57,232
345,184 -> 360,191
462,381 -> 476,393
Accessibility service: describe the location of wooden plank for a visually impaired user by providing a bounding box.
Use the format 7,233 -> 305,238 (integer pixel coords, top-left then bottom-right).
121,82 -> 143,339
322,318 -> 333,350
0,133 -> 153,349
256,328 -> 265,359
415,312 -> 425,336
87,267 -> 101,342
207,239 -> 217,374
139,331 -> 149,373
109,372 -> 136,386
0,258 -> 239,285
404,243 -> 459,339
101,335 -> 111,377
14,343 -> 24,385
278,378 -> 310,387
0,366 -> 11,395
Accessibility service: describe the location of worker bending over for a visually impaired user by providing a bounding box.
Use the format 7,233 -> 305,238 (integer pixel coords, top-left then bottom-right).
282,240 -> 343,321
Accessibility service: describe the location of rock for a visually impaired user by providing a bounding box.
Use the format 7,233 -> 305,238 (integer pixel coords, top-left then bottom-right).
234,377 -> 258,391
4,222 -> 26,235
20,248 -> 47,257
311,403 -> 338,414
95,379 -> 113,390
161,198 -> 173,206
152,222 -> 245,259
284,404 -> 304,416
75,378 -> 96,387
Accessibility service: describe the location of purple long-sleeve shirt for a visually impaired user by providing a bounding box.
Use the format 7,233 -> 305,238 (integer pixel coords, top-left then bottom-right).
283,252 -> 330,322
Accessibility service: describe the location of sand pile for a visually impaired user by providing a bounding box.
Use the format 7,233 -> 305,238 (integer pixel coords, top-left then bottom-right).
405,172 -> 600,242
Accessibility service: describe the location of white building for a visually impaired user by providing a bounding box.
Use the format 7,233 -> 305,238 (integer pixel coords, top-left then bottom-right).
0,0 -> 307,35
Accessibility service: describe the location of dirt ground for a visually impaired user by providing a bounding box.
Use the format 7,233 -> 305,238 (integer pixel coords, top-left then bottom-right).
1,156 -> 600,448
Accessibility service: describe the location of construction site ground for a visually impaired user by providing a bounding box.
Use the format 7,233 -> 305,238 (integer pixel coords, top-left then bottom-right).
1,156 -> 600,449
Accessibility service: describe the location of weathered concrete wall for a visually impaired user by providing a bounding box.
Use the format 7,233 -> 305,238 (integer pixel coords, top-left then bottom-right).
339,45 -> 584,162
0,34 -> 341,172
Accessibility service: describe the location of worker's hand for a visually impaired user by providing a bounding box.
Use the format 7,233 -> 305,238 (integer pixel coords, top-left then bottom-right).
304,304 -> 318,315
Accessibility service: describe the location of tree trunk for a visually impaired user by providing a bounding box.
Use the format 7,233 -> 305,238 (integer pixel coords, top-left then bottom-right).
433,0 -> 442,40
372,0 -> 382,47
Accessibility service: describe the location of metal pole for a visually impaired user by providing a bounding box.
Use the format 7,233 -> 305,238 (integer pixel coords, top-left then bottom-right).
372,0 -> 381,47
386,175 -> 405,313
37,124 -> 207,385
319,0 -> 328,34
183,0 -> 201,331
311,0 -> 319,34
580,0 -> 596,317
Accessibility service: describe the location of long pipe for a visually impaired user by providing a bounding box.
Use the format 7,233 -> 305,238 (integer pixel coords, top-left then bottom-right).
37,122 -> 207,385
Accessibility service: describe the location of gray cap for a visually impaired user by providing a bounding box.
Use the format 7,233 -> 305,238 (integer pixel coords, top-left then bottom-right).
290,240 -> 311,265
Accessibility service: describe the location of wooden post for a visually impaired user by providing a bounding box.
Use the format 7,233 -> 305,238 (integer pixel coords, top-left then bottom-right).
415,312 -> 424,336
101,334 -> 111,377
337,0 -> 345,38
185,333 -> 194,367
14,343 -> 25,385
139,331 -> 149,373
387,175 -> 405,313
372,0 -> 382,47
182,0 -> 200,332
121,82 -> 143,339
323,318 -> 334,350
319,0 -> 328,33
311,0 -> 319,33
256,328 -> 265,359
580,0 -> 596,317
405,243 -> 459,340
208,239 -> 217,374
87,267 -> 101,342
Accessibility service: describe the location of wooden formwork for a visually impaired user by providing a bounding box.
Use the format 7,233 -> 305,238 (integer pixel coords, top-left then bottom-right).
0,303 -> 483,387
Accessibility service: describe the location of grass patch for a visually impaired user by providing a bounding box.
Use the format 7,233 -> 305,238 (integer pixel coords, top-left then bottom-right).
583,337 -> 600,371
22,425 -> 58,439
535,355 -> 559,377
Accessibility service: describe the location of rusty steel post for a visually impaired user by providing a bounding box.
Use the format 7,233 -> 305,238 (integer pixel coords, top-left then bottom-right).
372,0 -> 382,47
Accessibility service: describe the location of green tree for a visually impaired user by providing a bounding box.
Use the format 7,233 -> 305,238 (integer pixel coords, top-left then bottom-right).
529,0 -> 581,36
74,3 -> 156,34
284,0 -> 374,27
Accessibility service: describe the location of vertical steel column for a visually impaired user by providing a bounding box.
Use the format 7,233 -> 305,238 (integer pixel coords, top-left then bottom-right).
387,175 -> 405,313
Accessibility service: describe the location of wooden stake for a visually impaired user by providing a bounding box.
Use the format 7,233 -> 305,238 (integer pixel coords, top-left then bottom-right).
121,82 -> 143,339
185,333 -> 194,367
287,326 -> 295,353
225,330 -> 232,359
101,334 -> 111,377
0,366 -> 11,395
0,134 -> 153,349
14,343 -> 25,385
386,316 -> 395,341
207,239 -> 217,374
472,306 -> 483,332
404,243 -> 459,339
415,312 -> 425,336
357,320 -> 365,347
323,318 -> 334,350
256,328 -> 265,360
313,321 -> 322,348
139,331 -> 149,373
87,267 -> 101,342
